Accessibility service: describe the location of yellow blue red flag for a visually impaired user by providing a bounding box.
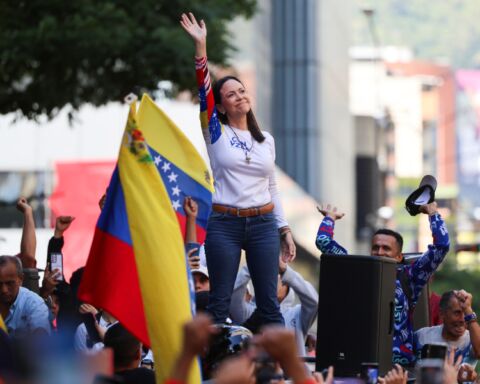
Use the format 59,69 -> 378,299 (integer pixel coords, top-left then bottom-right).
79,94 -> 213,383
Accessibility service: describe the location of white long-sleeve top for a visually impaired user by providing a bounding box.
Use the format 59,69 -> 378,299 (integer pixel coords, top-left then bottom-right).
205,125 -> 288,228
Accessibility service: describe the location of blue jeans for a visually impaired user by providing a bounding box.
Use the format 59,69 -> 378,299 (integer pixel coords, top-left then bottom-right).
205,211 -> 284,326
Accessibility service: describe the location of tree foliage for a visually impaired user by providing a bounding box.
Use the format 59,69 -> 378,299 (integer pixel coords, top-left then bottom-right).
432,262 -> 480,310
0,0 -> 256,120
352,0 -> 480,69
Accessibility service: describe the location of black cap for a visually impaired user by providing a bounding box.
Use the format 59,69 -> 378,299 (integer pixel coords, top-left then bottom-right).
405,175 -> 437,216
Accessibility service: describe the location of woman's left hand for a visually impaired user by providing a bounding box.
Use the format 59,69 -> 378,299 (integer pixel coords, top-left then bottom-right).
281,232 -> 296,262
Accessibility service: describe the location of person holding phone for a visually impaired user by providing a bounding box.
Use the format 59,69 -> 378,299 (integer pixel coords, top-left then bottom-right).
415,290 -> 480,382
181,12 -> 295,328
40,215 -> 78,337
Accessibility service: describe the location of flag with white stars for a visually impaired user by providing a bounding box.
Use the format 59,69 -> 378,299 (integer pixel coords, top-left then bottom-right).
79,94 -> 213,384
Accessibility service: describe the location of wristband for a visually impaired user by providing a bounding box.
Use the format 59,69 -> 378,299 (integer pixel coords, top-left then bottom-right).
465,312 -> 477,323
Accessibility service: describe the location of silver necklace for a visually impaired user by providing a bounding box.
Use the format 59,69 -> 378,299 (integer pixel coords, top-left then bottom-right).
229,126 -> 254,164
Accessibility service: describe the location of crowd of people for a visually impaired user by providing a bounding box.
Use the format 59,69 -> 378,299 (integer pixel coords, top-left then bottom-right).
1,10 -> 479,384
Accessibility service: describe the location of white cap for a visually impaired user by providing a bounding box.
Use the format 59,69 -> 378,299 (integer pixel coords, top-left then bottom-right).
191,265 -> 209,279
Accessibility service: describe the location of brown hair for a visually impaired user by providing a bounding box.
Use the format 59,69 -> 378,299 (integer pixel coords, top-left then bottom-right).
212,76 -> 265,143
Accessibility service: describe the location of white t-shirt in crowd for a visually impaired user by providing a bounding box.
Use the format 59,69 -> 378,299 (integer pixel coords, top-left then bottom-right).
416,325 -> 478,366
205,124 -> 287,228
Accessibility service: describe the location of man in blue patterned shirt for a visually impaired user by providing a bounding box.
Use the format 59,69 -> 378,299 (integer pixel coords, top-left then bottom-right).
315,202 -> 449,367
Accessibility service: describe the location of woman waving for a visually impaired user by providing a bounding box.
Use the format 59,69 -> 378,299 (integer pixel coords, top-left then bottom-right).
180,12 -> 295,328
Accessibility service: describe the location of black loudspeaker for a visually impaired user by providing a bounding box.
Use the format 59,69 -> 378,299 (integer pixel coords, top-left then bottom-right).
315,254 -> 397,377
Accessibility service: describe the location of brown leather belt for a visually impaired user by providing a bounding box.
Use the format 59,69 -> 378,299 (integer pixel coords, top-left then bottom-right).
212,202 -> 274,217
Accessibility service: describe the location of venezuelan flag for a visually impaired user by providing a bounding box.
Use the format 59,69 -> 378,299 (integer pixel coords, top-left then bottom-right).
79,94 -> 213,383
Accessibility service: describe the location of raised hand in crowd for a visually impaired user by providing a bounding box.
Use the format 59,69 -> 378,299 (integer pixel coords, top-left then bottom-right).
214,354 -> 256,384
457,363 -> 477,383
313,366 -> 334,384
444,348 -> 462,384
79,303 -> 99,316
184,196 -> 199,245
455,289 -> 473,315
79,305 -> 115,342
418,201 -> 438,216
316,204 -> 345,222
182,313 -> 215,356
98,193 -> 107,210
16,197 -> 36,268
184,196 -> 198,218
54,215 -> 75,238
378,364 -> 407,384
254,327 -> 312,383
16,197 -> 32,213
187,247 -> 200,269
169,313 -> 217,382
455,289 -> 480,359
180,12 -> 207,58
39,263 -> 61,300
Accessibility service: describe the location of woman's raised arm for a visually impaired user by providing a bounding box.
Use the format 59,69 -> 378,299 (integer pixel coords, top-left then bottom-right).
180,12 -> 219,140
180,12 -> 207,58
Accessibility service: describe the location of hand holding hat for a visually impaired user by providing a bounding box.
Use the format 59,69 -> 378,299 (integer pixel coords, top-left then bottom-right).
405,175 -> 437,216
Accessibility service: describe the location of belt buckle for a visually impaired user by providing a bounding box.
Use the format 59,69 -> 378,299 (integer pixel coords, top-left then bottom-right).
236,207 -> 241,217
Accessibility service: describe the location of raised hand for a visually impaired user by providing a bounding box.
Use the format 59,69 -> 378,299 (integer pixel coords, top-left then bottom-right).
316,203 -> 345,221
183,196 -> 198,218
79,303 -> 98,316
458,363 -> 477,383
54,216 -> 75,238
180,12 -> 207,57
253,327 -> 310,383
378,364 -> 407,384
214,355 -> 255,384
455,289 -> 473,314
313,366 -> 334,384
182,313 -> 216,357
170,314 -> 217,382
99,193 -> 107,210
444,349 -> 462,384
16,197 -> 32,214
419,201 -> 438,216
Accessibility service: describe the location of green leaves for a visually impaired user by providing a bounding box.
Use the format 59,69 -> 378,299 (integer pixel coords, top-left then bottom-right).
0,0 -> 256,120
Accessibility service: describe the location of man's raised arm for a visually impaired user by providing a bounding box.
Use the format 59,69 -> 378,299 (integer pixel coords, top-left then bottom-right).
315,204 -> 348,255
409,202 -> 449,303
